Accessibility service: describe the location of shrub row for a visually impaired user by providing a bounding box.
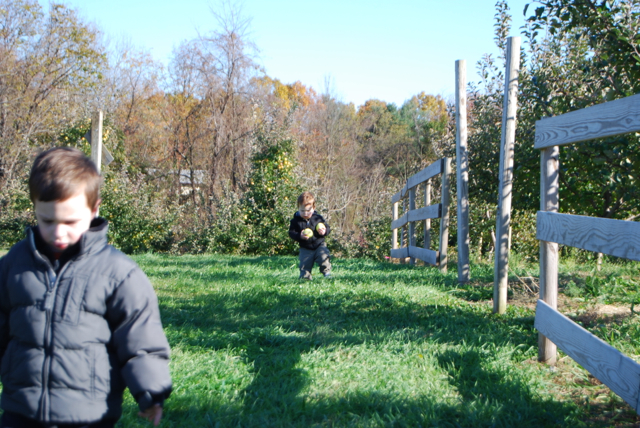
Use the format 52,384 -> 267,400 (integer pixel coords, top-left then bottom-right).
0,176 -> 557,263
0,173 -> 591,264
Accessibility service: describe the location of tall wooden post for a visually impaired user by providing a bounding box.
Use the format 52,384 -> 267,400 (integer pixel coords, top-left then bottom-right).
424,181 -> 431,251
493,37 -> 521,314
455,59 -> 470,283
439,158 -> 451,273
539,145 -> 559,364
90,111 -> 103,216
392,202 -> 399,262
401,198 -> 407,264
91,111 -> 103,173
409,188 -> 416,265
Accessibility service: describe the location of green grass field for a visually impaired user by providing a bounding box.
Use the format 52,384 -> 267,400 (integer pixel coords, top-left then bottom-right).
106,254 -> 639,427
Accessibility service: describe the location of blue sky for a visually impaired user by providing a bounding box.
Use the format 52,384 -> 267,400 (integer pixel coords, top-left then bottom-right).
47,0 -> 533,107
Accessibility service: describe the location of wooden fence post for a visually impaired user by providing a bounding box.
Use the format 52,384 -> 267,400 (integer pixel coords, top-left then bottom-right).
409,187 -> 416,265
493,36 -> 521,314
401,198 -> 407,264
91,111 -> 103,173
439,158 -> 451,273
389,159 -> 452,268
392,202 -> 399,262
424,181 -> 431,251
91,111 -> 103,216
539,145 -> 559,364
455,59 -> 470,283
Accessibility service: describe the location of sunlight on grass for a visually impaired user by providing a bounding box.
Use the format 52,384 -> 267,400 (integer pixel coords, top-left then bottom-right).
113,254 -> 640,427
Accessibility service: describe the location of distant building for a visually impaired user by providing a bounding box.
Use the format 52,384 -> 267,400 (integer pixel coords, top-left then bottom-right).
148,169 -> 206,195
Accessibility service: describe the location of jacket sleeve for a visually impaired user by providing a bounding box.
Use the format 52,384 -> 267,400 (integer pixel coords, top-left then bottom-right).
107,266 -> 172,411
288,217 -> 302,242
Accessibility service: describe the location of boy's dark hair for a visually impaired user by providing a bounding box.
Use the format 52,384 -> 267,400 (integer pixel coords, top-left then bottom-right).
29,147 -> 102,208
297,191 -> 315,208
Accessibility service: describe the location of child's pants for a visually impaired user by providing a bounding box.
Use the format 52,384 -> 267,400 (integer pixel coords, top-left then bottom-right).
299,244 -> 331,279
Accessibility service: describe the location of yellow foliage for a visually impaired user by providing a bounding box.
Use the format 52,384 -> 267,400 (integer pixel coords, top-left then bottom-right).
356,99 -> 388,118
255,76 -> 318,111
413,92 -> 447,123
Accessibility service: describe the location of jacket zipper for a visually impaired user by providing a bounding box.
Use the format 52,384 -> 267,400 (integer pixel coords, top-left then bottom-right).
39,267 -> 55,421
38,259 -> 73,422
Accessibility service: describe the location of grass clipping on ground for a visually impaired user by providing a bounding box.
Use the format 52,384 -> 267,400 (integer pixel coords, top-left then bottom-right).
114,254 -> 639,427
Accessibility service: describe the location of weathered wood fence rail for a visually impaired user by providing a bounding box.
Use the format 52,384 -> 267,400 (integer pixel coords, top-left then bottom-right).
390,157 -> 451,272
534,93 -> 640,413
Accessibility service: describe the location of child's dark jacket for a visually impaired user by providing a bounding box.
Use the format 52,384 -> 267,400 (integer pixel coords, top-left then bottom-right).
288,211 -> 331,250
0,218 -> 171,424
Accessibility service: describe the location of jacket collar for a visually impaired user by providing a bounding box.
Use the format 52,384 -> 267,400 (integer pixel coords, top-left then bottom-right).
27,217 -> 109,261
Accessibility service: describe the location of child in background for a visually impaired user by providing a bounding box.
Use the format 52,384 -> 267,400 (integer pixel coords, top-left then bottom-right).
288,191 -> 332,280
0,147 -> 171,427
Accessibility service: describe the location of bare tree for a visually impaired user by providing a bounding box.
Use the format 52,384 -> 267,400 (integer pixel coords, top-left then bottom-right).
164,0 -> 261,203
100,39 -> 168,165
0,0 -> 104,184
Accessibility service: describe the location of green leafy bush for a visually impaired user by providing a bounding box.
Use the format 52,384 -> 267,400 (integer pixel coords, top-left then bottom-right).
330,217 -> 393,261
242,128 -> 301,256
561,271 -> 640,313
510,209 -> 538,262
0,180 -> 35,247
100,168 -> 176,254
329,229 -> 365,260
201,188 -> 250,255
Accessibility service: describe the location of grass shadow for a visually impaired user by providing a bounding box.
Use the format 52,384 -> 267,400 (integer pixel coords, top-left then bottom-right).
148,253 -> 582,426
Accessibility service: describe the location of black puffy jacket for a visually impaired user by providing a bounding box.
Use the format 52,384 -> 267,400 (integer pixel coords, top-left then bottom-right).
0,219 -> 171,423
288,211 -> 331,250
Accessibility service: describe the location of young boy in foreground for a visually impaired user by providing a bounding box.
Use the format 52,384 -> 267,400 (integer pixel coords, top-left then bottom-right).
288,192 -> 332,280
0,147 -> 171,427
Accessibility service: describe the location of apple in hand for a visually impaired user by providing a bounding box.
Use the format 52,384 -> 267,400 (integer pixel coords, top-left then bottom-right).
302,228 -> 313,239
316,223 -> 326,235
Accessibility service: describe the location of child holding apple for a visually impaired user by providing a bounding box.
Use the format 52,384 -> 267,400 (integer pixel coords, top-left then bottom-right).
288,192 -> 332,280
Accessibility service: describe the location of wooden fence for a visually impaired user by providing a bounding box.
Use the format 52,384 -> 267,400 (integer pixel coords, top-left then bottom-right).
534,93 -> 640,412
390,157 -> 451,272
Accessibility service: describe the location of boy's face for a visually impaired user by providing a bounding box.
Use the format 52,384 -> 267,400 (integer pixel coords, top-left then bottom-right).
299,203 -> 314,220
35,190 -> 98,252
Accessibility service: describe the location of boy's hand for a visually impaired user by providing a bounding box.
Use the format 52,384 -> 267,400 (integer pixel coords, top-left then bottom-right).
301,228 -> 313,240
316,223 -> 327,236
139,404 -> 163,426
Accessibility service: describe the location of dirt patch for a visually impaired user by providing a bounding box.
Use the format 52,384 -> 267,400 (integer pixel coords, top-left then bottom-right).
573,305 -> 633,329
508,279 -> 634,327
465,275 -> 635,329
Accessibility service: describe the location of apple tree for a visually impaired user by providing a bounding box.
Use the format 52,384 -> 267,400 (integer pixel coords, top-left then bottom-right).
242,126 -> 302,255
